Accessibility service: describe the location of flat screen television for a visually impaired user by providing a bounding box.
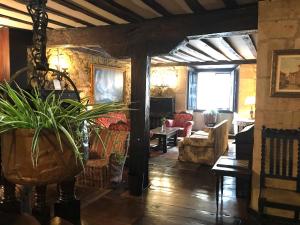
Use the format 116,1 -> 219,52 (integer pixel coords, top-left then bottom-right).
150,97 -> 175,117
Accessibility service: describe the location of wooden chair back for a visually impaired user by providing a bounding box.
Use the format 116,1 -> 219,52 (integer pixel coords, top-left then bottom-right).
259,126 -> 300,220
260,126 -> 300,191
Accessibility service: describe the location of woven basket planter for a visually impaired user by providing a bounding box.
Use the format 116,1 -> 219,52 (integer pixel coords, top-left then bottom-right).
1,128 -> 83,186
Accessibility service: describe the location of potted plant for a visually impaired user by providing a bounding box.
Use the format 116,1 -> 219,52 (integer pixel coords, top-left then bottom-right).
109,152 -> 127,184
0,82 -> 125,185
203,109 -> 218,127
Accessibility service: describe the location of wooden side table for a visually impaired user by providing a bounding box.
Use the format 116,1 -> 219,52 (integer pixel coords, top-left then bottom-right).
212,156 -> 252,211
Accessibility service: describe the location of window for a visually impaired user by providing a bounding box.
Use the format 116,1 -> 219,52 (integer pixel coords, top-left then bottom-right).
188,70 -> 236,111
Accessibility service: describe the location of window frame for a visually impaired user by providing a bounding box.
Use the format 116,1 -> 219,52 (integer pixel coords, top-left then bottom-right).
187,66 -> 239,112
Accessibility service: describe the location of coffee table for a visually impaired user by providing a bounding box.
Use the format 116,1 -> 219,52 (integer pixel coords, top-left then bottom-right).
150,127 -> 180,153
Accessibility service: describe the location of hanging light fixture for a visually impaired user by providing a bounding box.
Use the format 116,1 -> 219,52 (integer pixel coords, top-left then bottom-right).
11,0 -> 79,99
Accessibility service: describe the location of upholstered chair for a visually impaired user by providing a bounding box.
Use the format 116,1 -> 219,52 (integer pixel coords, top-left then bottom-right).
96,112 -> 129,128
165,112 -> 194,137
77,121 -> 130,188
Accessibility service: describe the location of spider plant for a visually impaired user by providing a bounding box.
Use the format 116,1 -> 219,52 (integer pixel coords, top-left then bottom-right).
0,81 -> 126,167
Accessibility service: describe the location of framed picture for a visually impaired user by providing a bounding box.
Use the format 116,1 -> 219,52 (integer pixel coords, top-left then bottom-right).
271,49 -> 300,97
91,64 -> 125,103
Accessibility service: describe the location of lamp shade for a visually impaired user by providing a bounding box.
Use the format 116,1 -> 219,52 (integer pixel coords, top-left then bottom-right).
245,96 -> 255,105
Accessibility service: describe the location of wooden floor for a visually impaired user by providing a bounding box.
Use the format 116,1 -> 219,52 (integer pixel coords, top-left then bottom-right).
0,142 -> 252,225
79,142 -> 249,225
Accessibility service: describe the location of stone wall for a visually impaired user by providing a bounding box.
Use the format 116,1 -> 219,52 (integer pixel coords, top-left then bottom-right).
251,0 -> 300,216
238,64 -> 256,119
47,48 -> 131,105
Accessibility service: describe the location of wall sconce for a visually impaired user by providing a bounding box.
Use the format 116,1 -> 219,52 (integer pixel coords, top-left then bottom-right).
245,96 -> 256,119
49,49 -> 69,73
150,67 -> 178,89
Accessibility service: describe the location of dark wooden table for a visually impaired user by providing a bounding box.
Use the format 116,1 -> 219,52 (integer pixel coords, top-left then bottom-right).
150,127 -> 180,153
212,156 -> 252,211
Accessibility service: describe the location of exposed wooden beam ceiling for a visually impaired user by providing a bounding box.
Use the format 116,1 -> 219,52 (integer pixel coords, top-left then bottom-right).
0,0 -> 257,30
184,0 -> 206,13
242,34 -> 257,58
48,4 -> 258,57
152,59 -> 256,67
223,0 -> 239,8
141,0 -> 172,17
150,30 -> 257,67
52,0 -> 116,25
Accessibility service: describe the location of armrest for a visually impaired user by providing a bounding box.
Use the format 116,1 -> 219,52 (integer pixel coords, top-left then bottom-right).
165,119 -> 174,127
182,121 -> 194,137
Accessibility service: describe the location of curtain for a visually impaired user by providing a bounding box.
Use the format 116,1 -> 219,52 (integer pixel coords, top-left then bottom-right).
187,69 -> 197,110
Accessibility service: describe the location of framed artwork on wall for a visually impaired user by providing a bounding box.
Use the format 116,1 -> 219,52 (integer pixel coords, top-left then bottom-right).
91,64 -> 125,103
271,49 -> 300,97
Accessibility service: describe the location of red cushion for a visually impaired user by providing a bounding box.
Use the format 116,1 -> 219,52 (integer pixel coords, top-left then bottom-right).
173,113 -> 193,127
96,112 -> 128,128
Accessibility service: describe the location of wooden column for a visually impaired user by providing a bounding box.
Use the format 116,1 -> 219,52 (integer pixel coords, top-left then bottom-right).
129,48 -> 150,196
0,28 -> 10,81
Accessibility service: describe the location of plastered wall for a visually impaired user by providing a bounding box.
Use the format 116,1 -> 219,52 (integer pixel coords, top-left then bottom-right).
238,64 -> 256,119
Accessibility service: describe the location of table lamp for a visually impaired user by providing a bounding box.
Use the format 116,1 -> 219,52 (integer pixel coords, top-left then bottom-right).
245,96 -> 256,119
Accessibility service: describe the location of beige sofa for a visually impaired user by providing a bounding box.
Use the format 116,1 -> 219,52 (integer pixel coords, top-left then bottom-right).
178,120 -> 228,165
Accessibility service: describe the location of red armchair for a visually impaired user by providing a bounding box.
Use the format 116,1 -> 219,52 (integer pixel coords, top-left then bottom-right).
165,112 -> 194,137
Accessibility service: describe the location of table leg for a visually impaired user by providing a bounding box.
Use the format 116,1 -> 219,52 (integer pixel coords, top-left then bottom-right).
163,136 -> 167,153
221,176 -> 224,196
216,176 -> 219,211
173,133 -> 178,146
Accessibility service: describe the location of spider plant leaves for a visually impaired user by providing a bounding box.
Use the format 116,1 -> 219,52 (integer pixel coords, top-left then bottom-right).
0,81 -> 127,167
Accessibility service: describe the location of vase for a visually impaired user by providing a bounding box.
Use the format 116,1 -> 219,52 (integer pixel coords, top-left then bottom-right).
1,128 -> 84,186
109,153 -> 125,184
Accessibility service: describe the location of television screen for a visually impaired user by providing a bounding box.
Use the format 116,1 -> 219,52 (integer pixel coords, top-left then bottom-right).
150,97 -> 175,116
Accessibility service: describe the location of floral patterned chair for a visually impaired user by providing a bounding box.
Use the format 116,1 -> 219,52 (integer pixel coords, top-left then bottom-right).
76,121 -> 130,188
165,112 -> 194,137
96,112 -> 129,128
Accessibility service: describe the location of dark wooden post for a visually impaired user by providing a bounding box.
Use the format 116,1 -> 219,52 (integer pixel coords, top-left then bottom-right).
128,48 -> 151,196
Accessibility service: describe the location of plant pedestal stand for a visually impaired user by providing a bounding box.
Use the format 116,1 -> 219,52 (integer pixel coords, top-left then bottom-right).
54,178 -> 80,223
0,178 -> 21,213
32,185 -> 51,225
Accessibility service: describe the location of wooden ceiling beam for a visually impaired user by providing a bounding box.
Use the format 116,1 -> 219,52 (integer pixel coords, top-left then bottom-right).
48,4 -> 258,58
85,0 -> 139,23
220,37 -> 244,60
184,0 -> 206,13
102,0 -> 144,22
141,0 -> 172,17
163,55 -> 186,63
45,6 -> 93,27
52,0 -> 115,25
152,59 -> 256,67
242,34 -> 257,58
0,3 -> 72,28
222,0 -> 239,9
0,14 -> 32,26
181,43 -> 217,61
199,39 -> 231,61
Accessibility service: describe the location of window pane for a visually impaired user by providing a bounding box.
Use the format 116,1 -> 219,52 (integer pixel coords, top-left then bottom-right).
196,72 -> 233,110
